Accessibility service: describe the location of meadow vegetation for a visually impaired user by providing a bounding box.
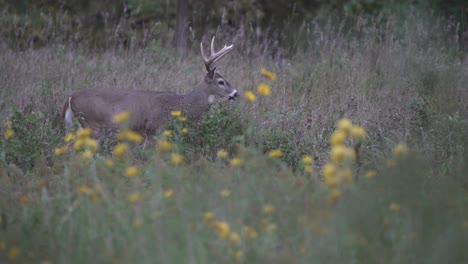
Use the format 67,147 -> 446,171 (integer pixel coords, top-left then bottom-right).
0,7 -> 467,264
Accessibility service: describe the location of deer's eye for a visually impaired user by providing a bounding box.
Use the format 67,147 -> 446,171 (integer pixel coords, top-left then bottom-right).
218,80 -> 225,85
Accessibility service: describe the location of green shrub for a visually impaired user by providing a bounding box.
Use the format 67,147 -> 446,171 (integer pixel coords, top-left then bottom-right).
0,108 -> 62,171
178,105 -> 246,160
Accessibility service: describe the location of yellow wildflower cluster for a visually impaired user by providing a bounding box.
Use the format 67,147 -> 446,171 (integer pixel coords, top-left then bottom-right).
302,155 -> 314,173
117,130 -> 143,143
202,212 -> 246,262
220,188 -> 231,198
125,166 -> 138,178
322,119 -> 367,202
170,153 -> 184,166
260,67 -> 276,81
3,121 -> 14,140
157,139 -> 173,153
217,149 -> 228,159
55,128 -> 98,159
262,204 -> 275,214
385,143 -> 410,168
128,192 -> 140,203
112,111 -> 130,124
267,149 -> 283,158
171,110 -> 187,122
164,188 -> 174,198
77,184 -> 101,201
230,157 -> 243,167
244,67 -> 276,102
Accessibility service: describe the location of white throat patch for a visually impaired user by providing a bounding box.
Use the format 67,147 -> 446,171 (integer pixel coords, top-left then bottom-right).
208,95 -> 215,104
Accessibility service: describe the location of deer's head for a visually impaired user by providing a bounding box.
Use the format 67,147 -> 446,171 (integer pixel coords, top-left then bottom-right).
201,37 -> 237,102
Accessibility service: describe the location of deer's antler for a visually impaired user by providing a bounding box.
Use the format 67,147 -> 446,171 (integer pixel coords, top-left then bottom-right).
200,36 -> 233,72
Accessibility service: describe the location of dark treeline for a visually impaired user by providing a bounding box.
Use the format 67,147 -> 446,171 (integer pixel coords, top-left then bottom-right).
1,0 -> 467,51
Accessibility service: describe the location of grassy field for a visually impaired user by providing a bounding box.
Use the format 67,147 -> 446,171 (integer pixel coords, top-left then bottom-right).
0,12 -> 467,263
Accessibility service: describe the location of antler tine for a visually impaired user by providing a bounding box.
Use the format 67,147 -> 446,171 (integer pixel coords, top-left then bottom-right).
201,36 -> 234,72
210,36 -> 216,58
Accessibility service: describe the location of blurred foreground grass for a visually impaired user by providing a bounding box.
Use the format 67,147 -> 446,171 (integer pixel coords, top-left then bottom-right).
0,113 -> 466,263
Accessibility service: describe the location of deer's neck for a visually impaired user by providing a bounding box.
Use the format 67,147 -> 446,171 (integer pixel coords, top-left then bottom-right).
182,83 -> 212,120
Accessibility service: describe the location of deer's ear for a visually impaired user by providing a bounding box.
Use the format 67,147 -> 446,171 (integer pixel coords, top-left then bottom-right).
206,67 -> 217,80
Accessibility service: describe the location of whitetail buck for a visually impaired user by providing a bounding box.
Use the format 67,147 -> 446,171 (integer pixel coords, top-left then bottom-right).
62,37 -> 237,143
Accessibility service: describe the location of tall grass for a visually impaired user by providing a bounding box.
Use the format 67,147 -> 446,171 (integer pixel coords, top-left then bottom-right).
0,11 -> 467,263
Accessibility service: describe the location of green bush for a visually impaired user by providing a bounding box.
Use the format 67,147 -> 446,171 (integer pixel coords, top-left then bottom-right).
1,108 -> 62,171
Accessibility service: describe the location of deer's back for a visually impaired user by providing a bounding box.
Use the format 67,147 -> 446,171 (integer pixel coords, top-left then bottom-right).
70,88 -> 182,133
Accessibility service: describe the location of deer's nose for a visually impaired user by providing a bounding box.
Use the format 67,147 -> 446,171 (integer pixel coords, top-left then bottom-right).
228,90 -> 238,101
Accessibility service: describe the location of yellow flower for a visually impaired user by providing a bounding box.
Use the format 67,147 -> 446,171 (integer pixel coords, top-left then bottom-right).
265,222 -> 277,232
217,149 -> 228,159
84,138 -> 98,152
163,130 -> 172,137
322,163 -> 338,187
78,184 -> 93,195
203,212 -> 215,226
220,189 -> 230,198
234,250 -> 243,262
328,188 -> 342,202
260,67 -> 276,81
76,128 -> 91,138
242,226 -> 258,240
104,159 -> 114,167
330,130 -> 346,146
113,111 -> 129,124
171,111 -> 182,117
263,204 -> 275,214
229,232 -> 240,246
54,145 -> 69,156
180,127 -> 188,134
157,140 -> 172,152
19,195 -> 28,204
128,193 -> 140,203
244,91 -> 256,102
365,170 -> 377,178
178,116 -> 187,122
125,130 -> 143,143
113,143 -> 127,157
304,165 -> 314,173
393,143 -> 409,156
350,125 -> 366,143
164,188 -> 174,198
7,247 -> 20,260
230,157 -> 243,167
337,118 -> 353,134
73,138 -> 85,151
257,83 -> 271,96
170,153 -> 184,165
302,155 -> 313,164
81,149 -> 93,160
213,221 -> 230,239
132,219 -> 143,228
125,166 -> 138,178
330,145 -> 355,163
389,202 -> 401,212
4,129 -> 14,139
268,149 -> 282,158
64,133 -> 75,142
